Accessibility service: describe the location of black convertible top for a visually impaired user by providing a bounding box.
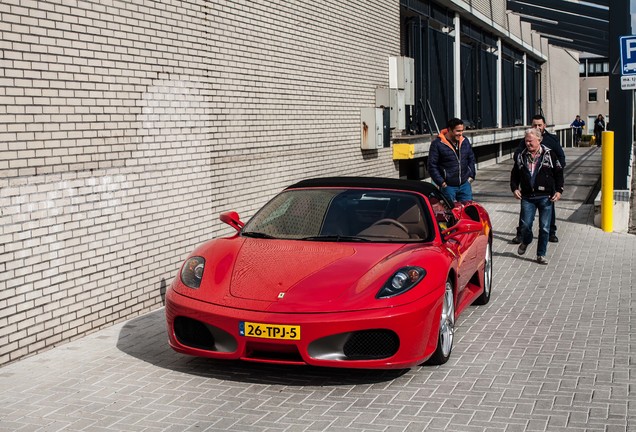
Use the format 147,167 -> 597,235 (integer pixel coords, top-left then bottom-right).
286,176 -> 440,197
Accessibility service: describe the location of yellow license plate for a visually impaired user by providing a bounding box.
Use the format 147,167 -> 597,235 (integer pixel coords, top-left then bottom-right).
239,321 -> 300,340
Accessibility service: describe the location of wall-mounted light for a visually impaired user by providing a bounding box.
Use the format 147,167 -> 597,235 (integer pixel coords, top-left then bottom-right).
441,26 -> 455,36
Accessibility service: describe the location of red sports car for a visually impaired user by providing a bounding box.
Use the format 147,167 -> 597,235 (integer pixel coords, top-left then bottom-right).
165,177 -> 492,369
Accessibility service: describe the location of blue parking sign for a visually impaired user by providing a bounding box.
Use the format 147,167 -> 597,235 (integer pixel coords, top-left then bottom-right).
620,36 -> 636,76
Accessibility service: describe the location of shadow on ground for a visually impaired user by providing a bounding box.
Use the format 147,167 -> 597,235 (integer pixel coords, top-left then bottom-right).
116,309 -> 409,386
565,203 -> 595,225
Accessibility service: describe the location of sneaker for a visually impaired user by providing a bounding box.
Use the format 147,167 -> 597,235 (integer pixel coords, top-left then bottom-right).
517,243 -> 528,255
536,256 -> 548,265
511,235 -> 521,244
549,235 -> 559,243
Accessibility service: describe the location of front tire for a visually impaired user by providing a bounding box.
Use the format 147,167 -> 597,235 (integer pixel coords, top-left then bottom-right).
474,238 -> 492,305
426,278 -> 455,365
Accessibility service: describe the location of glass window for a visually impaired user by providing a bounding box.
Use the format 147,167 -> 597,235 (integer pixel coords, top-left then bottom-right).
588,89 -> 598,102
605,89 -> 609,102
242,189 -> 432,242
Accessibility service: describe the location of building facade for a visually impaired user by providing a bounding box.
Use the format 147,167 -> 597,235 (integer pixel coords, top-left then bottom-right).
579,55 -> 610,138
0,0 -> 579,365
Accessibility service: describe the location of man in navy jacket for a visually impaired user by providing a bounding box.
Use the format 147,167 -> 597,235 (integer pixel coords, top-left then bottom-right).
428,118 -> 476,203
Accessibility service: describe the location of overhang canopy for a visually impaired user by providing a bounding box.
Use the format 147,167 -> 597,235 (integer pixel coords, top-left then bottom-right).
506,0 -> 610,56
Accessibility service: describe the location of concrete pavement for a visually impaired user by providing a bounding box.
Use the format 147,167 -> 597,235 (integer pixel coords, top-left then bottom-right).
1,147 -> 634,432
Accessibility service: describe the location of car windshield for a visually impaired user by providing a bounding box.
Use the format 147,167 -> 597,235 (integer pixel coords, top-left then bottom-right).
242,188 -> 433,242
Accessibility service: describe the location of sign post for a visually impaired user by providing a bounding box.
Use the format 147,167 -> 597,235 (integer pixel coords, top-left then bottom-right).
620,35 -> 636,89
601,131 -> 614,232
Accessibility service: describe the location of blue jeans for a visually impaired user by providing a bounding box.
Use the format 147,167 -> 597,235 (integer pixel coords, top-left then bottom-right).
516,202 -> 557,237
441,181 -> 473,203
520,196 -> 552,257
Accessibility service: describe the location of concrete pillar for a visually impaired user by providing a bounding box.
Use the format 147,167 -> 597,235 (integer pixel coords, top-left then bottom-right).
609,0 -> 634,190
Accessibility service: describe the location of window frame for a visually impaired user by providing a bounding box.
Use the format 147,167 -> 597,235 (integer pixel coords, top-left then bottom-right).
588,88 -> 598,103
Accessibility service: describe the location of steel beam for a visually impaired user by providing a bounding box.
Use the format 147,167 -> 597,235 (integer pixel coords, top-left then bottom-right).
531,23 -> 608,49
544,38 -> 606,57
519,15 -> 608,41
570,0 -> 608,6
507,1 -> 607,29
508,0 -> 609,21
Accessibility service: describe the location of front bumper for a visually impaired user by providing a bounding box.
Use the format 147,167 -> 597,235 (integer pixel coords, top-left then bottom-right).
165,287 -> 443,369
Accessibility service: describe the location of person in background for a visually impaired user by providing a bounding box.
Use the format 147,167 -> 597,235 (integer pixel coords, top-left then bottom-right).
510,128 -> 564,265
427,118 -> 476,203
511,115 -> 565,244
570,115 -> 586,146
593,114 -> 605,147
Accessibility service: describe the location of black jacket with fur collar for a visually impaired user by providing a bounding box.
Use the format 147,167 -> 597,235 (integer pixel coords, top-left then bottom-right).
510,145 -> 564,197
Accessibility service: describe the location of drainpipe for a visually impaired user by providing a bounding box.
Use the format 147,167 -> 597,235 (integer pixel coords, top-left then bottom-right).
522,53 -> 527,125
496,38 -> 502,128
453,13 -> 461,119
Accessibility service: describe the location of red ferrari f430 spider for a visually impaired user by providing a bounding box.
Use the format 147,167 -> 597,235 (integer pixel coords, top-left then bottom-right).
166,177 -> 492,369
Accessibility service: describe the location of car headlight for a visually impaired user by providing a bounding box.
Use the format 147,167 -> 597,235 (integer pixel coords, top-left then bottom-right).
377,266 -> 426,298
181,256 -> 205,289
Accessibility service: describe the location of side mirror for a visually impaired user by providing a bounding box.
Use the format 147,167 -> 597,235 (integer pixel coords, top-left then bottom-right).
220,211 -> 244,233
441,219 -> 483,240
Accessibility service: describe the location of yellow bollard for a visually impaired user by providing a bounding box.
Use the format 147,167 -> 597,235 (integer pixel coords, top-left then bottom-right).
601,131 -> 614,232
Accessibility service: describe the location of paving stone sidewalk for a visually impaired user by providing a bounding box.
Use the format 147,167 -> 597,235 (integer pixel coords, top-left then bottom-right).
1,147 -> 634,432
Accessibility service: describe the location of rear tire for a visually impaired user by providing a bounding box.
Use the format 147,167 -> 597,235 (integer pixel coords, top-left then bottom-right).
474,238 -> 492,305
425,277 -> 455,366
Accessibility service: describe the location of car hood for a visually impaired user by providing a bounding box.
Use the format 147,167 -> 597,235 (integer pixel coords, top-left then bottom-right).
188,237 -> 438,313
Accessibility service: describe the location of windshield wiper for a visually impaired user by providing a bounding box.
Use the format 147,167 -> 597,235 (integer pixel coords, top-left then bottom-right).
241,231 -> 276,239
300,235 -> 370,242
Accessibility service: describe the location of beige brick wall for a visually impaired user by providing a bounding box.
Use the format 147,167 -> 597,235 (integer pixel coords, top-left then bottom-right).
0,0 -> 401,364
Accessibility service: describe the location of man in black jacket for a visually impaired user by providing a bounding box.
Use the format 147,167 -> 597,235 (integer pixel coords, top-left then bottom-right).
428,118 -> 476,203
511,115 -> 565,244
510,128 -> 564,265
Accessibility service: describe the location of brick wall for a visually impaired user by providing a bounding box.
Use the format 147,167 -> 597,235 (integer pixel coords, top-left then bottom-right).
0,0 -> 401,365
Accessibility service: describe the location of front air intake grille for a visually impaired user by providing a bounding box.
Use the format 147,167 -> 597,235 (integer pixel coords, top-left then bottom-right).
174,316 -> 216,350
343,330 -> 399,360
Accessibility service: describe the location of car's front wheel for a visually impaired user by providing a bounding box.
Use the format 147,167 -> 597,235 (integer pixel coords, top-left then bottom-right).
426,277 -> 455,365
474,238 -> 492,305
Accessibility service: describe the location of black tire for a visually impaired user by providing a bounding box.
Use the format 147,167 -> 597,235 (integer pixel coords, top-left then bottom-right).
425,277 -> 455,366
474,238 -> 492,305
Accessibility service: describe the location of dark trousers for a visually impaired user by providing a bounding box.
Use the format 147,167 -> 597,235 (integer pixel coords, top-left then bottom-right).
517,201 -> 556,237
520,196 -> 552,257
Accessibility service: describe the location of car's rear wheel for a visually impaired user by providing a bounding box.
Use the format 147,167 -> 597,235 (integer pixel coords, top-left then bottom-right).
474,238 -> 492,305
426,277 -> 455,365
